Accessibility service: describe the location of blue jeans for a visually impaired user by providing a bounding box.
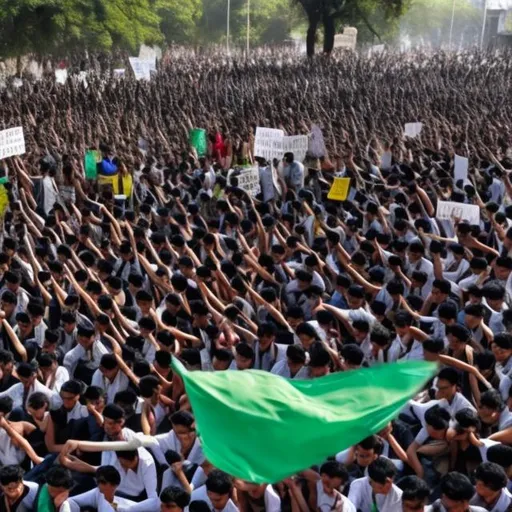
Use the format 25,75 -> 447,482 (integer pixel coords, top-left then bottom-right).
24,453 -> 58,484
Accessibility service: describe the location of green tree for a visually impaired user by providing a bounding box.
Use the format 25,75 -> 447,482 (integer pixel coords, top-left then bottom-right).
400,0 -> 481,47
154,0 -> 203,44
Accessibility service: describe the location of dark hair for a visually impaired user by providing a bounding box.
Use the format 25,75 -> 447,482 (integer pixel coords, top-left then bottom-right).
117,450 -> 138,461
425,405 -> 451,430
396,475 -> 429,502
171,410 -> 195,429
357,435 -> 382,453
487,444 -> 512,469
103,404 -> 125,421
367,457 -> 396,484
437,367 -> 459,386
320,461 -> 348,482
138,375 -> 160,398
480,389 -> 505,412
27,392 -> 49,410
96,465 -> 121,486
423,338 -> 445,354
454,408 -> 480,430
440,472 -> 474,501
493,333 -> 512,350
45,466 -> 73,489
160,486 -> 191,508
205,470 -> 232,495
0,465 -> 24,486
0,397 -> 13,415
474,462 -> 507,491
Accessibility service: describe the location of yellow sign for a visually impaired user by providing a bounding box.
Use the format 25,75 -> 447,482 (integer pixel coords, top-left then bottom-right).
327,178 -> 351,201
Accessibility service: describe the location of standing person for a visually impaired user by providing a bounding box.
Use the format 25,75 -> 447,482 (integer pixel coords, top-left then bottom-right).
283,153 -> 304,191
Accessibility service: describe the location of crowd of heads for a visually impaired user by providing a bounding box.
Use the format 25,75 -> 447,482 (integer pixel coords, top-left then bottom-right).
0,47 -> 511,511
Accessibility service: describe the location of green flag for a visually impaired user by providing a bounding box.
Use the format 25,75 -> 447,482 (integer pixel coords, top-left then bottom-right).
85,150 -> 100,180
189,128 -> 207,157
171,359 -> 436,484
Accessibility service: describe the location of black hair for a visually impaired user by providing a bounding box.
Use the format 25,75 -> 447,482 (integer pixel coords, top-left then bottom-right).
160,486 -> 191,508
0,397 -> 13,415
367,457 -> 396,484
60,380 -> 83,396
423,338 -> 445,354
454,408 -> 480,430
474,462 -> 507,491
437,367 -> 459,386
341,344 -> 364,366
396,475 -> 430,502
0,465 -> 24,485
138,375 -> 160,398
493,333 -> 512,350
480,389 -> 505,412
425,405 -> 451,430
117,450 -> 138,461
320,461 -> 349,482
100,354 -> 118,371
103,404 -> 125,421
45,466 -> 73,489
487,444 -> 512,469
27,392 -> 49,410
96,465 -> 121,486
440,472 -> 474,501
357,435 -> 382,453
205,470 -> 233,495
171,410 -> 195,429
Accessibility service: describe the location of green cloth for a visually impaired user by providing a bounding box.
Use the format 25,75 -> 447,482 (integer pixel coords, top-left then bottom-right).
189,128 -> 207,157
171,359 -> 436,483
36,484 -> 56,512
84,149 -> 100,180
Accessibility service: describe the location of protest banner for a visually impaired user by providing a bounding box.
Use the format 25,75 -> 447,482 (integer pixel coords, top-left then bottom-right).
309,125 -> 326,158
437,200 -> 480,225
327,177 -> 351,201
454,155 -> 469,184
55,69 -> 68,85
283,135 -> 309,163
84,150 -> 101,180
0,127 -> 25,160
113,69 -> 126,78
189,129 -> 208,157
404,122 -> 423,138
254,128 -> 285,161
128,58 -> 154,81
333,27 -> 358,50
238,167 -> 261,197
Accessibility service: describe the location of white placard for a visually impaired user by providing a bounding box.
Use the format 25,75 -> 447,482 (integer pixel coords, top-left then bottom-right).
238,167 -> 261,197
381,151 -> 392,170
113,69 -> 126,78
0,127 -> 25,159
12,78 -> 23,88
309,124 -> 326,158
283,135 -> 309,163
129,57 -> 154,81
78,71 -> 88,88
437,200 -> 480,225
404,122 -> 423,138
454,155 -> 469,184
55,69 -> 68,85
254,128 -> 285,162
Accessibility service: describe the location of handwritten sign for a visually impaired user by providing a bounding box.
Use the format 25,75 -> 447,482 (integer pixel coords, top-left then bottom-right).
283,135 -> 309,163
309,125 -> 326,158
0,127 -> 25,160
254,128 -> 285,162
238,167 -> 261,197
404,123 -> 423,138
128,58 -> 155,81
327,178 -> 351,201
437,200 -> 480,225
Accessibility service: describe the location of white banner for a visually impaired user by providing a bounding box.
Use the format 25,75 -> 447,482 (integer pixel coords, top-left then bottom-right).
309,125 -> 326,158
254,128 -> 285,162
129,58 -> 155,81
437,201 -> 480,225
0,127 -> 25,160
113,69 -> 126,79
454,155 -> 469,184
404,122 -> 423,138
283,135 -> 309,163
238,167 -> 261,197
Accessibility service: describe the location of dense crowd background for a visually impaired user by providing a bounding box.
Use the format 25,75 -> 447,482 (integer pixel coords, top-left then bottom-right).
0,48 -> 511,511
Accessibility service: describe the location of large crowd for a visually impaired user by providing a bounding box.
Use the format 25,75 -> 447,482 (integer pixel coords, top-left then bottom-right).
0,47 -> 511,511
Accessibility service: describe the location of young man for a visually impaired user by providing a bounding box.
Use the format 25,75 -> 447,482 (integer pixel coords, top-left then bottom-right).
396,476 -> 429,512
435,367 -> 476,417
426,472 -> 487,512
35,465 -> 73,512
478,389 -> 512,434
348,457 -> 403,512
270,344 -> 309,379
91,354 -> 130,404
0,465 -> 38,512
159,486 -> 191,512
470,462 -> 512,511
234,481 -> 281,512
190,470 -> 239,512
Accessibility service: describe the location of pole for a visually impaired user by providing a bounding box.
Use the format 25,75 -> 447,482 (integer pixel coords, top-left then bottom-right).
247,0 -> 251,55
448,0 -> 456,48
227,0 -> 231,54
480,0 -> 488,50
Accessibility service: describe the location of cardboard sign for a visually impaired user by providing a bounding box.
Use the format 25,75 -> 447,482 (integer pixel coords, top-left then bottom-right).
327,178 -> 351,201
437,200 -> 480,225
238,167 -> 261,197
283,135 -> 309,163
404,123 -> 423,138
454,155 -> 469,184
309,125 -> 326,158
254,128 -> 285,162
0,127 -> 25,160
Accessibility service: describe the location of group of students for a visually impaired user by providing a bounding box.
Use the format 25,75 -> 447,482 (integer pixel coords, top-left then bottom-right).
1,48 -> 512,512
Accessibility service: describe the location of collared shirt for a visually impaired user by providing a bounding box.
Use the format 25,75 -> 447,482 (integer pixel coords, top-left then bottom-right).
470,488 -> 512,512
113,447 -> 158,499
91,368 -> 130,404
270,359 -> 310,379
189,485 -> 239,512
253,342 -> 287,372
63,340 -> 109,376
69,488 -> 137,512
348,476 -> 402,512
0,380 -> 62,410
316,480 -> 356,512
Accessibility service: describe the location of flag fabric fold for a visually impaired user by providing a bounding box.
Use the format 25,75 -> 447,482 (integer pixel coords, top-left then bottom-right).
171,359 -> 436,484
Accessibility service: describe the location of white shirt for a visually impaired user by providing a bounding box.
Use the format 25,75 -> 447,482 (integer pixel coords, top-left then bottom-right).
148,429 -> 205,467
348,477 -> 402,512
470,488 -> 512,512
91,368 -> 130,404
69,488 -> 137,512
0,427 -> 26,465
63,340 -> 109,376
113,447 -> 158,499
0,380 -> 62,410
48,366 -> 70,393
316,480 -> 356,512
189,485 -> 239,512
270,360 -> 310,379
